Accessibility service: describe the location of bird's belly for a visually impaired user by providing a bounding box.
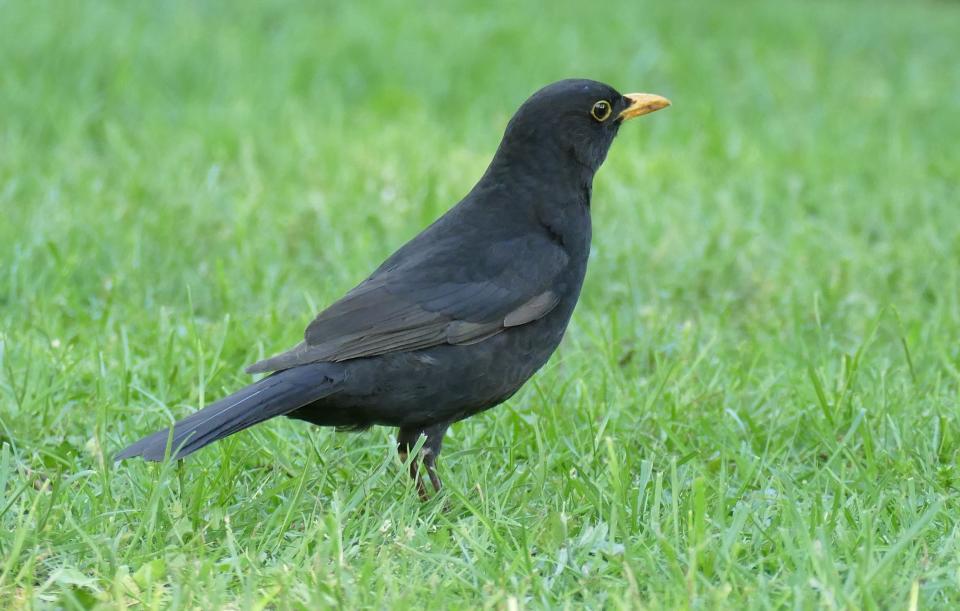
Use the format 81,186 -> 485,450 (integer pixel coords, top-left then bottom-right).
302,310 -> 569,428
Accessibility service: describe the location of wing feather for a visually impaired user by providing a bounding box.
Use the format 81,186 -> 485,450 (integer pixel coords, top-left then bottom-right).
245,232 -> 569,374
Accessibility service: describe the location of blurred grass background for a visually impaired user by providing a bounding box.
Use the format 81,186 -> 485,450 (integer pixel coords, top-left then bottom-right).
1,0 -> 959,607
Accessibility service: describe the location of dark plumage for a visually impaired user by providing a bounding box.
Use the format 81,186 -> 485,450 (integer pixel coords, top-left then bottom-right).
116,79 -> 670,496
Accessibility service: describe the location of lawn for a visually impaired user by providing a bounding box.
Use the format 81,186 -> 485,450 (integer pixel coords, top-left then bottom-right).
2,0 -> 960,608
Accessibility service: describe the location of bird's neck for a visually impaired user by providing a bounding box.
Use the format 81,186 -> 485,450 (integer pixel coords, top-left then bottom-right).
482,137 -> 596,209
471,139 -> 594,269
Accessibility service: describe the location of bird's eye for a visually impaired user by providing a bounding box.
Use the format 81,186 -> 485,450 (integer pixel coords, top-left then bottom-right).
590,100 -> 612,122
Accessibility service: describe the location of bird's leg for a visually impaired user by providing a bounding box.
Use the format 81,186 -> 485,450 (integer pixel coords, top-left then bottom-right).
396,445 -> 428,500
397,422 -> 449,499
422,447 -> 442,493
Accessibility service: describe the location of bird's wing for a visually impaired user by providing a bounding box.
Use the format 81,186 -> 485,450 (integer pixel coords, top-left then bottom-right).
245,233 -> 568,373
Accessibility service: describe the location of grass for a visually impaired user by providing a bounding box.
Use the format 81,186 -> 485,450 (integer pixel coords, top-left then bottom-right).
2,0 -> 960,607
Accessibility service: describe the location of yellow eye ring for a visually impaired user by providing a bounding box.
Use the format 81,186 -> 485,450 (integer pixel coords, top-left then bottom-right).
591,100 -> 612,122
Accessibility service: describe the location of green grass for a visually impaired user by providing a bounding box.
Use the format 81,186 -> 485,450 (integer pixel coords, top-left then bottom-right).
2,0 -> 960,607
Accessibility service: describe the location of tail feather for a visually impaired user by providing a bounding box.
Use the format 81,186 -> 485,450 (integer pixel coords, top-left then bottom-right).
115,365 -> 343,462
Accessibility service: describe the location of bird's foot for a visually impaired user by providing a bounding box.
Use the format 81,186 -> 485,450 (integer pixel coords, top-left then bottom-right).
422,448 -> 442,493
400,450 -> 443,502
399,447 -> 442,501
397,423 -> 448,501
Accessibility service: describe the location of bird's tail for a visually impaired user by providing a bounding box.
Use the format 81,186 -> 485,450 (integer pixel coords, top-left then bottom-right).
115,364 -> 342,462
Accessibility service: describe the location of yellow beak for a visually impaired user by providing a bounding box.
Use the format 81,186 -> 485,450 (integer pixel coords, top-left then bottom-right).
618,93 -> 671,121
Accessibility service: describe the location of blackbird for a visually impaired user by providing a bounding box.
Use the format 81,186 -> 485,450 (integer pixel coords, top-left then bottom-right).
116,79 -> 670,496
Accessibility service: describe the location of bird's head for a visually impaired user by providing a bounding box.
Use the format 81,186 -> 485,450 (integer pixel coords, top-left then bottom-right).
495,79 -> 670,178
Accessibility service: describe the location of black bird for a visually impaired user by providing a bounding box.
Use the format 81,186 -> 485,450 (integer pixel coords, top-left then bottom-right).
116,79 -> 670,496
